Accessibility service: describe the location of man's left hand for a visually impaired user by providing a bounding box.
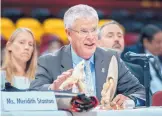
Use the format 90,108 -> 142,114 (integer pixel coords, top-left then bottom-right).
111,94 -> 130,106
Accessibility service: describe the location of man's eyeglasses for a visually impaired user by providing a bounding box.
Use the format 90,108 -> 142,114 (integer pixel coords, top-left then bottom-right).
68,28 -> 98,37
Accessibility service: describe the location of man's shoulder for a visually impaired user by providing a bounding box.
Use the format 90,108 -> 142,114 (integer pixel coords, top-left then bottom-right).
39,45 -> 68,60
95,47 -> 120,64
124,61 -> 143,70
96,47 -> 118,55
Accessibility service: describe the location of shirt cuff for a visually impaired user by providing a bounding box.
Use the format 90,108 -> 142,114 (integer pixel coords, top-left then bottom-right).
127,95 -> 145,106
135,97 -> 145,106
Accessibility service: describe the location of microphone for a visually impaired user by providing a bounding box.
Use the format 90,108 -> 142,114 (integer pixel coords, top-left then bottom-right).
124,51 -> 153,61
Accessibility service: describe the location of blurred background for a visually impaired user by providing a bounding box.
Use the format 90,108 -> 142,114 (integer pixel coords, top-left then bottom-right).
1,0 -> 162,59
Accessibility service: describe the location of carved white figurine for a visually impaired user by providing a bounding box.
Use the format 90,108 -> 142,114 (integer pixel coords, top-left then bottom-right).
59,60 -> 85,92
101,55 -> 119,109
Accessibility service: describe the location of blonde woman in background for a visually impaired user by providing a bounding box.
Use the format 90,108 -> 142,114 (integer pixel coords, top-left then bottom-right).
1,28 -> 37,90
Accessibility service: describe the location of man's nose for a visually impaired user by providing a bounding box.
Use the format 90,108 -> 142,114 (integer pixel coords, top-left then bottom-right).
114,35 -> 120,41
87,32 -> 94,38
87,32 -> 96,41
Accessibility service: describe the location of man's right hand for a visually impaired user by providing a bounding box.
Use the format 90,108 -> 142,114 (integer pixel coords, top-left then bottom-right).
49,69 -> 74,90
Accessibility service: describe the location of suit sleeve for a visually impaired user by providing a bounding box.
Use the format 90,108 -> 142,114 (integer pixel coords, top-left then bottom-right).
116,53 -> 146,101
30,56 -> 53,91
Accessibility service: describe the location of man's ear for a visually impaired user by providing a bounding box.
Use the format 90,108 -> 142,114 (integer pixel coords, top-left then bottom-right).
97,39 -> 102,47
143,38 -> 150,48
65,29 -> 72,42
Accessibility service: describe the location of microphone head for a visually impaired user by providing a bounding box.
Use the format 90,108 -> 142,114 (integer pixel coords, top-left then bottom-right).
124,51 -> 132,61
124,51 -> 154,61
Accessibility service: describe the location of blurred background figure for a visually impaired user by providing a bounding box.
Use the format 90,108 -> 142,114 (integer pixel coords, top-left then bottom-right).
98,20 -> 144,85
1,28 -> 37,90
1,36 -> 7,65
39,34 -> 63,55
122,25 -> 162,60
47,37 -> 63,53
122,24 -> 162,95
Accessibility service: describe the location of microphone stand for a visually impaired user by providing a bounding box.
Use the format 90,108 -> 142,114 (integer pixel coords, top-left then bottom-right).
124,51 -> 153,107
143,59 -> 151,107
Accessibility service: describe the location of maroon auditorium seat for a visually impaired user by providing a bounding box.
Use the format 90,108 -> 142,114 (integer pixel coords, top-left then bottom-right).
152,91 -> 162,106
124,33 -> 139,46
39,34 -> 62,54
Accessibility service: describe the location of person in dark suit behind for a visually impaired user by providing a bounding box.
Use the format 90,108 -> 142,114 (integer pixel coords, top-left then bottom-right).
97,20 -> 144,85
30,4 -> 145,107
121,24 -> 162,94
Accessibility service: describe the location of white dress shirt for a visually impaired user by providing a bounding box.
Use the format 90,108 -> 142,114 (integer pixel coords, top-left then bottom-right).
145,50 -> 162,94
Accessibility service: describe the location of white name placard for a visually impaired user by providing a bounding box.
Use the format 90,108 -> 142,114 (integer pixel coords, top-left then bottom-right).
1,91 -> 58,111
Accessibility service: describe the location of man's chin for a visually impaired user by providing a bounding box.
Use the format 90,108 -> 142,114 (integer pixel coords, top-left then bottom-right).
112,48 -> 122,54
81,50 -> 95,59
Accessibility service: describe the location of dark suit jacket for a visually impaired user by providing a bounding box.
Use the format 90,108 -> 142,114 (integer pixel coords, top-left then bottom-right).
122,42 -> 162,67
124,61 -> 144,85
121,42 -> 162,81
30,45 -> 145,101
121,42 -> 145,67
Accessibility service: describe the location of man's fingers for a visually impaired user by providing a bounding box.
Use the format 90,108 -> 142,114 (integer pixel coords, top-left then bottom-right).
64,84 -> 73,90
117,95 -> 129,106
66,84 -> 73,88
112,94 -> 129,106
57,72 -> 71,81
112,94 -> 121,104
116,98 -> 125,106
62,71 -> 72,76
67,69 -> 74,73
60,70 -> 73,79
53,69 -> 74,90
51,69 -> 74,90
57,75 -> 66,81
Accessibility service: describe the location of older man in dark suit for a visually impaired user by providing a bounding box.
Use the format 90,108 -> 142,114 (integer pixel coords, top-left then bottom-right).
30,4 -> 145,106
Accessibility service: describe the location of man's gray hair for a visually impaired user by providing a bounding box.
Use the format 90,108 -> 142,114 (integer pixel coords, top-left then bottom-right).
98,20 -> 124,40
64,4 -> 99,29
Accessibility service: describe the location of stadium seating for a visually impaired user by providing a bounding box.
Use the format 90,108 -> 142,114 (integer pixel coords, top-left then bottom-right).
16,18 -> 44,44
124,33 -> 139,46
98,19 -> 112,27
1,17 -> 16,40
2,8 -> 25,23
31,8 -> 53,23
43,18 -> 68,44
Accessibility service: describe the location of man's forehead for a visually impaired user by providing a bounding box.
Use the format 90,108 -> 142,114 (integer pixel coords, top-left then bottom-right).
154,31 -> 162,39
102,24 -> 123,34
72,18 -> 98,28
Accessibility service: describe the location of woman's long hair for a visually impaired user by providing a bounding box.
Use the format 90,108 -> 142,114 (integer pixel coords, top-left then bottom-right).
1,28 -> 37,83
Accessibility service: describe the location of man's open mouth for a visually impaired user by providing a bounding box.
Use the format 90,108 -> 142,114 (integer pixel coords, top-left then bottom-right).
84,43 -> 95,46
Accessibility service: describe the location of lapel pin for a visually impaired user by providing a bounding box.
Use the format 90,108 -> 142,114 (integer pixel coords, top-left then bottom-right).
102,68 -> 105,73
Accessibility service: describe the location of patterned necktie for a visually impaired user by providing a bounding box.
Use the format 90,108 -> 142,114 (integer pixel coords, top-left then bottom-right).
84,61 -> 95,96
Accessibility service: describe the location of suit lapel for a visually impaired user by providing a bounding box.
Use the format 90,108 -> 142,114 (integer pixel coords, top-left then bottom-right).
60,45 -> 73,74
94,48 -> 107,101
60,45 -> 73,93
95,48 -> 118,101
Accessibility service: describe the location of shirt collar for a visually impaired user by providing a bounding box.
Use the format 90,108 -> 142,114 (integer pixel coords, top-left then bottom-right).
145,49 -> 157,62
71,46 -> 94,65
145,49 -> 154,56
